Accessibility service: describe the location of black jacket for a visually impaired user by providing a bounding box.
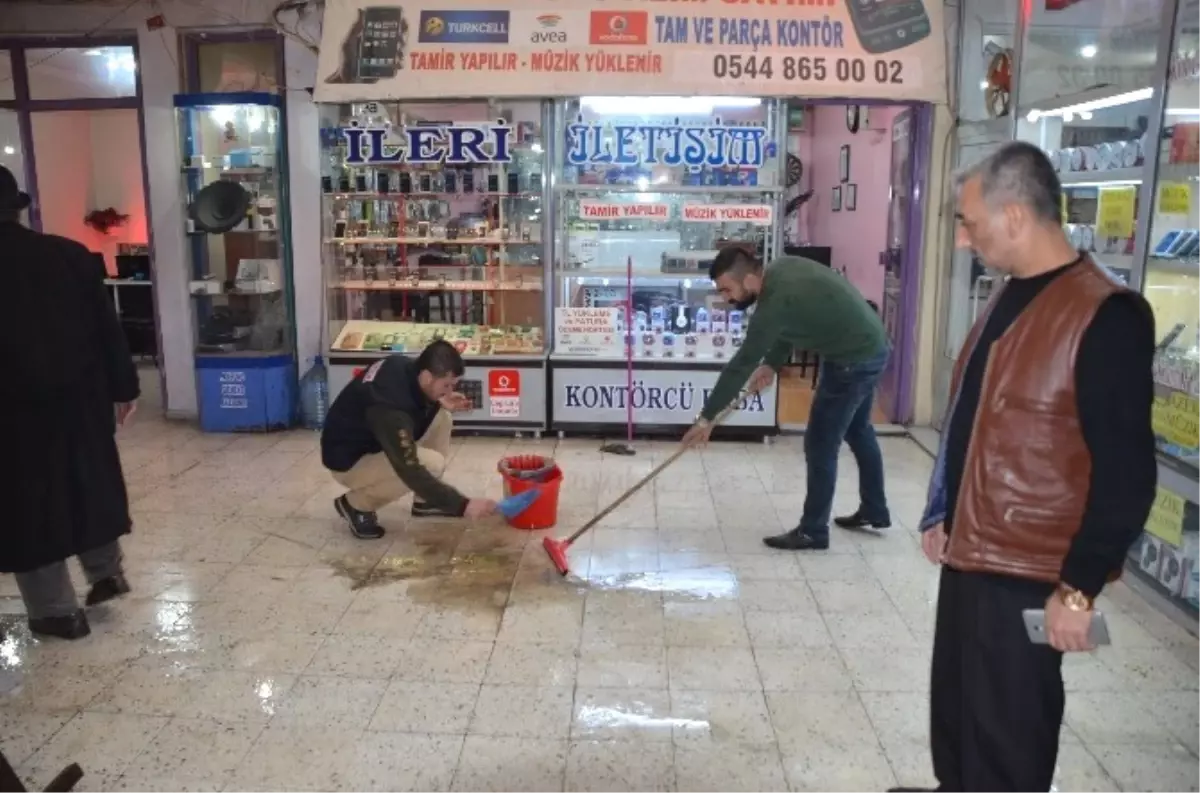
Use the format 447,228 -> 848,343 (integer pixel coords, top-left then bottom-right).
0,222 -> 140,573
321,355 -> 467,513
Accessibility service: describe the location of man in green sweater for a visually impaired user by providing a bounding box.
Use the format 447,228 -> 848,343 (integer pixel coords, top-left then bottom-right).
682,247 -> 891,551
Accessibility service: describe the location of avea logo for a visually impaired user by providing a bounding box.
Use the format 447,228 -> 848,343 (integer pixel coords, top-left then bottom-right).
531,13 -> 567,43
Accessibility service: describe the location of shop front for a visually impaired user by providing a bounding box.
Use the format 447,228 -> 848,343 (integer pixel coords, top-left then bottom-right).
937,0 -> 1199,627
314,0 -> 947,435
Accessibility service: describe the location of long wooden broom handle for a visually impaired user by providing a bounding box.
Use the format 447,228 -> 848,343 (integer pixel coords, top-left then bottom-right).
564,402 -> 738,544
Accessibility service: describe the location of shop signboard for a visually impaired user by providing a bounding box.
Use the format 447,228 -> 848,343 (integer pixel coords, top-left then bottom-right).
681,203 -> 773,225
315,0 -> 946,103
553,366 -> 776,427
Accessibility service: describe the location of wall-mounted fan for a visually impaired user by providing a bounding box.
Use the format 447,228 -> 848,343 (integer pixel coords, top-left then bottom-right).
784,154 -> 814,219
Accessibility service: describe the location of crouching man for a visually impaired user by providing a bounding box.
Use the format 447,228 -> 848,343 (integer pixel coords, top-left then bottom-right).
321,340 -> 497,538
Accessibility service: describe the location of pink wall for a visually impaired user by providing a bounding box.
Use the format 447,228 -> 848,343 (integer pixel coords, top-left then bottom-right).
799,104 -> 900,306
30,109 -> 147,276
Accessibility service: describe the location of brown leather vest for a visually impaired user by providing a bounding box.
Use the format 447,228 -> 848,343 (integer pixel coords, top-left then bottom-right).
944,256 -> 1128,583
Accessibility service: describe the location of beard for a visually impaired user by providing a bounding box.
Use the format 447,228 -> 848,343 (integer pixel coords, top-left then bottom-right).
729,293 -> 758,311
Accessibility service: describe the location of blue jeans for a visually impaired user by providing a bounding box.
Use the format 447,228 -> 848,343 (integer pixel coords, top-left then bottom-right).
798,349 -> 890,540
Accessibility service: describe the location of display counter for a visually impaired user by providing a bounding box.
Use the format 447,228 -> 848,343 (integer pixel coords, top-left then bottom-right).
547,97 -> 784,436
319,99 -> 551,431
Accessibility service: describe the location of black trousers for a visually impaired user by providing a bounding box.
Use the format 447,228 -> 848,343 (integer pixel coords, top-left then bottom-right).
931,566 -> 1064,792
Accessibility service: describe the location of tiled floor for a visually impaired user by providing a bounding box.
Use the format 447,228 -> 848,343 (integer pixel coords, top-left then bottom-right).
1,396 -> 1197,791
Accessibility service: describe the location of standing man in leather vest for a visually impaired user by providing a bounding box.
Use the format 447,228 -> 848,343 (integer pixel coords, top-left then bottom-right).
914,142 -> 1157,792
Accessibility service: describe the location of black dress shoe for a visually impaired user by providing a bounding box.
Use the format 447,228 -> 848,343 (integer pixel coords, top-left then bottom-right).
335,495 -> 385,539
29,611 -> 91,640
763,528 -> 829,551
834,510 -> 891,530
85,574 -> 131,606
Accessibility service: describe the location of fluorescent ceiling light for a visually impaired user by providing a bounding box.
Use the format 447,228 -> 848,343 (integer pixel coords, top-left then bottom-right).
1026,88 -> 1152,122
1063,179 -> 1142,188
2,145 -> 14,155
1166,108 -> 1200,116
1079,44 -> 1098,58
580,96 -> 762,116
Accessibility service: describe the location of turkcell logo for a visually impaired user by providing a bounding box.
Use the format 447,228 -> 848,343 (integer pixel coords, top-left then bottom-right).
418,10 -> 510,44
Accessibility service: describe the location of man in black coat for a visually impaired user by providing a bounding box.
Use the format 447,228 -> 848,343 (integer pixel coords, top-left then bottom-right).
0,165 -> 140,640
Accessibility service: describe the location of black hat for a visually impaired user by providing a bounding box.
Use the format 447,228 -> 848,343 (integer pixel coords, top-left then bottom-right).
0,165 -> 31,214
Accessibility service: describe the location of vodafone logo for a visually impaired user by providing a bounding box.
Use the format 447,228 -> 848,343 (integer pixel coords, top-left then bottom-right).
488,369 -> 520,397
589,10 -> 648,45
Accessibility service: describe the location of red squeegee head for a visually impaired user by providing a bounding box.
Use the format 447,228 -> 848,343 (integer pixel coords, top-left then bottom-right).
542,536 -> 571,576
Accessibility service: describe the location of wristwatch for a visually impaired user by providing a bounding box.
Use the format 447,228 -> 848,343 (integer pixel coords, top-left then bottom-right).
1056,584 -> 1094,612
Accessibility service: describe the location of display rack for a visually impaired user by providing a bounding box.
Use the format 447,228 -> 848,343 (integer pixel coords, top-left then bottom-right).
319,100 -> 551,432
175,92 -> 297,433
547,97 -> 784,436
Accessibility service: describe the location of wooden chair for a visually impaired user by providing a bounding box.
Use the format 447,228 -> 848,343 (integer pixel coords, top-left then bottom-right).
0,749 -> 82,793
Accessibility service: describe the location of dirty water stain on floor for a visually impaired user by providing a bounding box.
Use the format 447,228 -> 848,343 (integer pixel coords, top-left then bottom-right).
326,529 -> 526,610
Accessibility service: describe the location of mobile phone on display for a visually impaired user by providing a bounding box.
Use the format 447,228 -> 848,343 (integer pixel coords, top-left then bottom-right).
1179,232 -> 1200,258
1153,230 -> 1182,257
1167,230 -> 1198,257
357,7 -> 403,81
1022,609 -> 1112,647
846,0 -> 931,54
1157,322 -> 1187,353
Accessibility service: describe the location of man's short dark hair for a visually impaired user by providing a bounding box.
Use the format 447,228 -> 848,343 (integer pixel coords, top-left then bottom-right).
709,245 -> 762,281
415,339 -> 465,378
957,140 -> 1062,225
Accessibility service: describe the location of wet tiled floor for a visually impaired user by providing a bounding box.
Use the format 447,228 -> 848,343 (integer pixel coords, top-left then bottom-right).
1,404 -> 1197,791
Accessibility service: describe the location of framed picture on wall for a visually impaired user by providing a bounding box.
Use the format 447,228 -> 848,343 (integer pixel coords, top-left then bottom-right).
846,183 -> 857,211
832,186 -> 842,211
839,144 -> 850,183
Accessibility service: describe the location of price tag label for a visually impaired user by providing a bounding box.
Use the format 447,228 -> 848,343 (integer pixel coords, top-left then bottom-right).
1096,186 -> 1137,237
1157,182 -> 1192,215
1145,487 -> 1186,547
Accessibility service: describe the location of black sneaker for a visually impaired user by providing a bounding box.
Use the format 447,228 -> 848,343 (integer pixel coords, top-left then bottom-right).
85,574 -> 131,606
335,495 -> 385,539
29,611 -> 91,640
763,528 -> 829,551
833,510 -> 891,531
411,501 -> 455,518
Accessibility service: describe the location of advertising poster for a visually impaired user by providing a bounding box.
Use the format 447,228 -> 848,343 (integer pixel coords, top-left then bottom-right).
315,0 -> 947,103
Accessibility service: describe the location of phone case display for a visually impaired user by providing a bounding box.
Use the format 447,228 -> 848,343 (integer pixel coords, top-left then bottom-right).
1142,10 -> 1200,472
555,192 -> 772,362
1026,89 -> 1156,282
321,100 -> 546,358
550,97 -> 781,433
1128,490 -> 1199,618
175,93 -> 296,433
319,99 -> 550,430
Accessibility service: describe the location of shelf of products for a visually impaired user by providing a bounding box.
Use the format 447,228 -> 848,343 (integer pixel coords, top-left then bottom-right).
1019,85 -> 1159,285
319,99 -> 550,429
1126,0 -> 1198,622
549,97 -> 783,432
174,92 -> 296,433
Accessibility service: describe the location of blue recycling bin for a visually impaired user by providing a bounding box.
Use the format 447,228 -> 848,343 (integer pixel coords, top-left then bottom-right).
196,354 -> 295,433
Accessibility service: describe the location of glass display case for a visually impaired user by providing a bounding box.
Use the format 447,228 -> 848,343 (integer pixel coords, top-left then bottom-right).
175,92 -> 296,432
319,99 -> 550,430
1128,0 -> 1198,618
549,97 -> 783,433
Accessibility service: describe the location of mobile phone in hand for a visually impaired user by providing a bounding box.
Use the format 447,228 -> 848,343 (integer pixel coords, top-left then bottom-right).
1022,608 -> 1112,646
